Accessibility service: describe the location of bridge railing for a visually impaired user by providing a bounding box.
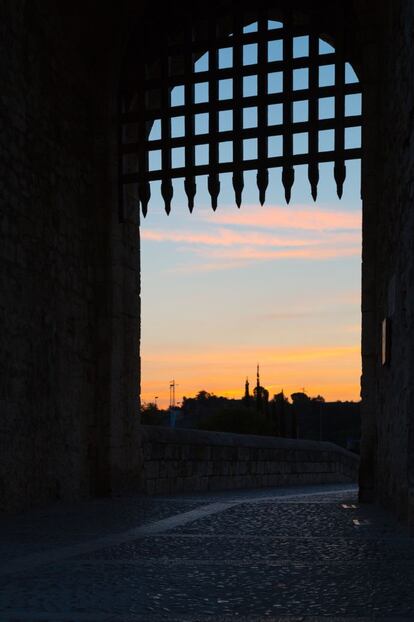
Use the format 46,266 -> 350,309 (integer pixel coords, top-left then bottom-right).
141,426 -> 359,495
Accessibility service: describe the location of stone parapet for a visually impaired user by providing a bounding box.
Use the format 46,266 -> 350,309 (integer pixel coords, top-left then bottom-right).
141,426 -> 359,495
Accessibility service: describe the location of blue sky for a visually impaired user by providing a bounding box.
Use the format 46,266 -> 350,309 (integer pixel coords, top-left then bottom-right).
140,24 -> 362,408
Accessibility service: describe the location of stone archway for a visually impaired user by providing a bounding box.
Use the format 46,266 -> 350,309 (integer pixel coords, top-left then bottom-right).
2,0 -> 413,525
120,2 -> 367,481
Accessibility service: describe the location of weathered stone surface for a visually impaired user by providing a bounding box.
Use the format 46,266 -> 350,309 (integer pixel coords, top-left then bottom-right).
0,0 -> 143,511
140,426 -> 359,494
357,0 -> 414,530
3,485 -> 414,619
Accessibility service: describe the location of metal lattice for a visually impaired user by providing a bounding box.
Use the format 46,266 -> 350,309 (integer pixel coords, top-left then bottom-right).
119,7 -> 362,218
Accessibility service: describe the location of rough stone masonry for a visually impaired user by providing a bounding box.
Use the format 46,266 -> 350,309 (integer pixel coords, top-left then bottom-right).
0,0 -> 414,533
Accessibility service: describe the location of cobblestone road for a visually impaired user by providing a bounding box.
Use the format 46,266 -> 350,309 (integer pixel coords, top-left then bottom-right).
0,483 -> 413,621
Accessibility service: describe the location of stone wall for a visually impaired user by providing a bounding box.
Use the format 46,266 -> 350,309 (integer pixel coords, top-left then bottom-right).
0,1 -> 143,511
141,427 -> 359,495
358,0 -> 414,529
3,0 -> 414,527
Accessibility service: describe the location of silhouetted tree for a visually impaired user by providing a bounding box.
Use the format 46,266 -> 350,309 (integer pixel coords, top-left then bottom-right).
196,390 -> 213,401
311,395 -> 325,403
269,391 -> 291,436
198,404 -> 274,436
140,402 -> 167,426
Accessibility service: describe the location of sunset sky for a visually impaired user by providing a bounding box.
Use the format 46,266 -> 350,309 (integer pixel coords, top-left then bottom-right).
141,162 -> 361,408
140,28 -> 362,409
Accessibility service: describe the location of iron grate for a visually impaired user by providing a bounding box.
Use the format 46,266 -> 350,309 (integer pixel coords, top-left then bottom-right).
119,6 -> 362,219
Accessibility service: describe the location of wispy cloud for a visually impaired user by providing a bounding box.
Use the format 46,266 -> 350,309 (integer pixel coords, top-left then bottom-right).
143,344 -> 359,365
201,204 -> 361,231
142,204 -> 361,271
257,310 -> 336,320
170,259 -> 251,273
142,228 -> 359,247
165,243 -> 359,273
141,201 -> 362,407
188,244 -> 359,260
254,293 -> 360,321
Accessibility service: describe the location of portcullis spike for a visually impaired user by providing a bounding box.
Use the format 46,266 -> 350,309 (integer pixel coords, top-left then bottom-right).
208,174 -> 220,211
334,161 -> 346,199
232,171 -> 244,208
308,162 -> 319,202
184,177 -> 197,213
257,169 -> 269,206
161,179 -> 173,215
138,181 -> 151,218
282,166 -> 295,204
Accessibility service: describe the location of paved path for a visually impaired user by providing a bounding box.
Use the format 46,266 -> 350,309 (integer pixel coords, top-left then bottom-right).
0,483 -> 413,621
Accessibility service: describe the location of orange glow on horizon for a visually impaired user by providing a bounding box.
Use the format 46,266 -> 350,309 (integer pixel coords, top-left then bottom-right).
141,202 -> 362,411
141,344 -> 361,409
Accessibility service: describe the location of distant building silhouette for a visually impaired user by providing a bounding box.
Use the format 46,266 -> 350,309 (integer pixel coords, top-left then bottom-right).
243,377 -> 252,406
253,364 -> 269,412
158,369 -> 360,451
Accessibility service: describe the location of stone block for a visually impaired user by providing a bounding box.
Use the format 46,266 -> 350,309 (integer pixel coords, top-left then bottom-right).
237,447 -> 250,461
181,445 -> 193,460
194,445 -> 211,461
162,461 -> 173,478
144,460 -> 159,479
213,461 -> 223,476
154,478 -> 171,495
164,444 -> 181,460
151,443 -> 166,460
194,460 -> 208,477
210,446 -> 223,461
256,461 -> 264,475
178,460 -> 191,477
182,476 -> 202,492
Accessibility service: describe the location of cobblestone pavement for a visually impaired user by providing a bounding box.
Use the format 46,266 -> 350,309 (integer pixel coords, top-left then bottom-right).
0,483 -> 413,621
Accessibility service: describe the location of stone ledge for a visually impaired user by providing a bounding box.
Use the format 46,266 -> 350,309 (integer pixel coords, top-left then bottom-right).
141,426 -> 359,495
141,425 -> 358,456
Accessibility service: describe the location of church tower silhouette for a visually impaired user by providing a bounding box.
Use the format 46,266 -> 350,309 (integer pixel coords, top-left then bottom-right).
254,363 -> 269,412
244,377 -> 250,400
